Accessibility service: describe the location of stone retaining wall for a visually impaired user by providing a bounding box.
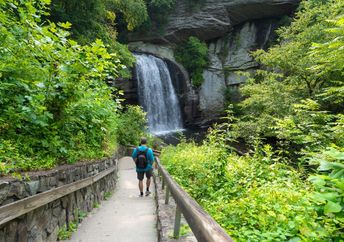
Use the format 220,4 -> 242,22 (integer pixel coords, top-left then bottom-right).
0,153 -> 122,242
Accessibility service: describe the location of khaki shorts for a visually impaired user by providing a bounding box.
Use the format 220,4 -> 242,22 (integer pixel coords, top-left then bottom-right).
137,169 -> 153,181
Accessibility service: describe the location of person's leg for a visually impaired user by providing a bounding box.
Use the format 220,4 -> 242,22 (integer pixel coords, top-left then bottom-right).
139,180 -> 143,194
146,178 -> 151,191
145,170 -> 152,196
137,172 -> 144,196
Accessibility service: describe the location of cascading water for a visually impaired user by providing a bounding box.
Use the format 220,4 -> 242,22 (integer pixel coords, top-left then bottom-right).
135,54 -> 183,134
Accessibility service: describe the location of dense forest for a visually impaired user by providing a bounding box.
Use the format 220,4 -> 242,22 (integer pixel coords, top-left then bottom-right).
0,0 -> 343,241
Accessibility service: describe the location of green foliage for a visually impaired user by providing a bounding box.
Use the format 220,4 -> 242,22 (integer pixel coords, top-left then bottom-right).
58,209 -> 88,240
179,224 -> 191,237
224,85 -> 241,106
276,100 -> 343,155
206,107 -> 237,149
116,105 -> 147,146
168,224 -> 191,239
235,71 -> 303,140
50,0 -> 147,39
77,210 -> 88,222
50,0 -> 143,78
161,141 -> 340,241
58,222 -> 77,240
253,0 -> 343,96
113,0 -> 148,31
0,1 -> 144,174
308,147 -> 344,239
104,191 -> 113,200
175,36 -> 208,88
50,0 -> 114,43
309,15 -> 344,111
126,0 -> 175,36
234,0 -> 344,140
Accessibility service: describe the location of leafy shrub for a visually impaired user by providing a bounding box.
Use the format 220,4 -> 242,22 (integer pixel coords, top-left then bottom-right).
307,148 -> 344,239
235,71 -> 304,139
112,0 -> 148,31
58,222 -> 77,240
116,105 -> 147,146
0,1 -> 125,173
276,100 -> 343,156
175,36 -> 209,88
50,0 -> 142,78
161,142 -> 338,241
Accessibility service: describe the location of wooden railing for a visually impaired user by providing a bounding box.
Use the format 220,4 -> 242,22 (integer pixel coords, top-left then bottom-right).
0,165 -> 116,226
155,157 -> 233,242
131,145 -> 234,241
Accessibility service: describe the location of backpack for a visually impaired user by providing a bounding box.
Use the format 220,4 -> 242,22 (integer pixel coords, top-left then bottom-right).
136,147 -> 148,169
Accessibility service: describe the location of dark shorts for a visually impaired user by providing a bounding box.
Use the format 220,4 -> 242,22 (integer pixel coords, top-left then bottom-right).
137,169 -> 153,181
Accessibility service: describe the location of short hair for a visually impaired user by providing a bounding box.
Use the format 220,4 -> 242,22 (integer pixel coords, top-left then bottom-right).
140,137 -> 147,145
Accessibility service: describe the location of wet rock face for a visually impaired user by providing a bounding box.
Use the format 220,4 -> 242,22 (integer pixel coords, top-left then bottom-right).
198,19 -> 278,119
128,0 -> 299,44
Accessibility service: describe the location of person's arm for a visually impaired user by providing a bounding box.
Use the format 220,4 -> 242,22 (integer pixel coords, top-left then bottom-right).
148,149 -> 155,168
132,148 -> 137,163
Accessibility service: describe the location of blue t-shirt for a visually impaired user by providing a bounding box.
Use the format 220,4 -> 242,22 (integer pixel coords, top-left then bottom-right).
132,146 -> 155,172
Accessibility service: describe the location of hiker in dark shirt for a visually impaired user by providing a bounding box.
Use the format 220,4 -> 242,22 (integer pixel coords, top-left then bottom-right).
132,137 -> 155,197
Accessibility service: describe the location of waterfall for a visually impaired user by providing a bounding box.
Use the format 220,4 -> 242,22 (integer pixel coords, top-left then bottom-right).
135,54 -> 183,134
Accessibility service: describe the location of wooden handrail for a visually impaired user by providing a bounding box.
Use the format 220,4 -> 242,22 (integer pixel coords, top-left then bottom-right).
156,157 -> 234,242
0,165 -> 116,226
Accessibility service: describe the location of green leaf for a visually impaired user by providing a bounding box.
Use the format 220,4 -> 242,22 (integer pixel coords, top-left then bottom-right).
313,192 -> 338,203
324,201 -> 342,214
308,175 -> 326,186
288,237 -> 301,242
318,160 -> 332,171
40,0 -> 51,5
58,22 -> 72,29
324,148 -> 344,160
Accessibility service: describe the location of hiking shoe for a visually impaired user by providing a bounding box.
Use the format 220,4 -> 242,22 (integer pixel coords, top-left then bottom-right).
145,191 -> 151,196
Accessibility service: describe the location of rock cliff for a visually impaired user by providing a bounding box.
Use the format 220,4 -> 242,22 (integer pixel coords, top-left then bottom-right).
199,19 -> 279,120
128,0 -> 298,44
125,0 -> 299,126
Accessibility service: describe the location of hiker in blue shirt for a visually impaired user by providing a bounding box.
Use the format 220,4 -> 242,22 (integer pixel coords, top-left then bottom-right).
132,137 -> 155,197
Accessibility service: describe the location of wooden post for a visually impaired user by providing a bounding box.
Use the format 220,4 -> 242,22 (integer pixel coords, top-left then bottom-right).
66,205 -> 70,230
174,206 -> 182,239
165,186 -> 170,205
162,177 -> 165,190
158,167 -> 161,178
75,209 -> 79,225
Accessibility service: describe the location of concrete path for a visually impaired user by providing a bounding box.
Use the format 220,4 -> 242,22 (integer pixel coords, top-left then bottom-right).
67,157 -> 157,242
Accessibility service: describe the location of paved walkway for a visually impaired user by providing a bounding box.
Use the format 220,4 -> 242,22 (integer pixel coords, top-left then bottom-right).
67,157 -> 157,242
